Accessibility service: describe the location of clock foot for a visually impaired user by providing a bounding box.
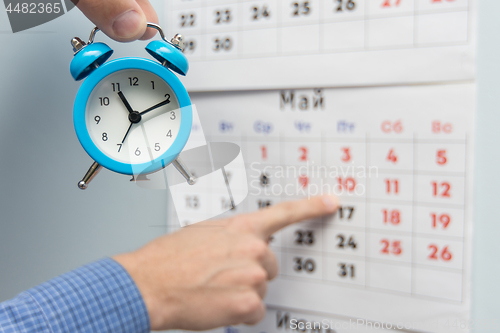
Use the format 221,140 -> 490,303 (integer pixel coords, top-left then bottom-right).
130,174 -> 150,182
172,158 -> 196,185
78,162 -> 102,190
221,166 -> 235,210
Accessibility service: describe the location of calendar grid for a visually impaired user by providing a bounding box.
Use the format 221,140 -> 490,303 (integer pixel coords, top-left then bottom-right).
205,127 -> 467,302
168,0 -> 472,63
167,82 -> 473,331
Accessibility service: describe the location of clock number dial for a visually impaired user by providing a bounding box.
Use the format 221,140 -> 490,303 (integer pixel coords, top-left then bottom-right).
128,77 -> 139,86
86,69 -> 182,165
111,83 -> 121,92
99,97 -> 110,106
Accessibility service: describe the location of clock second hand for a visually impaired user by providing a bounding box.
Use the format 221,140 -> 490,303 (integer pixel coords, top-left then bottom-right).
121,123 -> 134,144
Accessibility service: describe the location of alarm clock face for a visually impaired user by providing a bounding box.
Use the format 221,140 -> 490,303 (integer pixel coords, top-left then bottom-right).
85,69 -> 181,165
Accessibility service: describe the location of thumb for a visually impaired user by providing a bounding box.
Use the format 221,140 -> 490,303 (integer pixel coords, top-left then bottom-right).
76,0 -> 158,42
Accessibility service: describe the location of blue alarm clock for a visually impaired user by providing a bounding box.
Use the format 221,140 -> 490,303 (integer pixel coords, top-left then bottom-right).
70,23 -> 196,189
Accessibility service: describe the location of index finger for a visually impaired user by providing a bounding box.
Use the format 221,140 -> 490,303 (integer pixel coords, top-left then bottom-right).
238,195 -> 338,239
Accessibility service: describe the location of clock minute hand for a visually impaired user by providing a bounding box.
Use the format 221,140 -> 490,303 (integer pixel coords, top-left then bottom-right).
118,91 -> 134,114
139,96 -> 171,116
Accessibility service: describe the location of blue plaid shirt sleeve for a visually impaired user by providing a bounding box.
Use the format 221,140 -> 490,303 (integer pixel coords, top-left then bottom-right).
0,258 -> 150,333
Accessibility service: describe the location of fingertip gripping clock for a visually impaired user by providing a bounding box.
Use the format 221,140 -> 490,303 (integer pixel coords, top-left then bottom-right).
70,23 -> 196,189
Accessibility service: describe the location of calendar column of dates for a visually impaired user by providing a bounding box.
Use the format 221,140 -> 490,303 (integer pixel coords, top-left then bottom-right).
364,118 -> 467,301
322,133 -> 368,288
366,120 -> 415,295
280,127 -> 325,282
412,127 -> 466,301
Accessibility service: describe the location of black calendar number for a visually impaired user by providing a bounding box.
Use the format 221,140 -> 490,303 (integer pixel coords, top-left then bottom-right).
180,13 -> 196,27
260,172 -> 270,187
215,9 -> 231,24
336,234 -> 357,249
252,5 -> 270,20
295,230 -> 315,246
338,263 -> 355,278
258,199 -> 272,209
182,39 -> 196,54
292,1 -> 311,16
213,37 -> 232,52
336,0 -> 356,11
294,257 -> 316,273
186,195 -> 199,209
337,206 -> 355,220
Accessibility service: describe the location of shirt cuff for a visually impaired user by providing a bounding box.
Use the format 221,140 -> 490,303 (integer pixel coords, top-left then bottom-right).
24,257 -> 150,333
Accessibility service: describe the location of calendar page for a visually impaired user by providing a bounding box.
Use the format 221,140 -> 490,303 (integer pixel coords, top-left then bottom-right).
163,0 -> 476,332
165,0 -> 475,91
166,83 -> 474,333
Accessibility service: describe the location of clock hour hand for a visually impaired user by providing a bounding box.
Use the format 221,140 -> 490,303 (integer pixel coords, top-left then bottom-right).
118,91 -> 134,114
139,95 -> 171,116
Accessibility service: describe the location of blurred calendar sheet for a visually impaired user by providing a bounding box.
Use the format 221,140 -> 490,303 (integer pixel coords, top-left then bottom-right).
164,1 -> 476,332
166,0 -> 475,91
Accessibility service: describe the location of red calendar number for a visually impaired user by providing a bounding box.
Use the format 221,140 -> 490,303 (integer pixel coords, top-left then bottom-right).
299,175 -> 309,188
299,146 -> 308,161
382,0 -> 401,7
386,149 -> 398,163
431,213 -> 451,229
383,209 -> 401,225
428,245 -> 453,261
385,179 -> 399,194
381,239 -> 402,255
431,181 -> 451,198
436,150 -> 447,165
261,145 -> 267,160
381,120 -> 403,133
337,177 -> 356,192
432,121 -> 453,134
341,147 -> 351,162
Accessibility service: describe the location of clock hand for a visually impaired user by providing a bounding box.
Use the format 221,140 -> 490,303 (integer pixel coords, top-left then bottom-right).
139,95 -> 171,116
121,123 -> 134,144
117,91 -> 134,114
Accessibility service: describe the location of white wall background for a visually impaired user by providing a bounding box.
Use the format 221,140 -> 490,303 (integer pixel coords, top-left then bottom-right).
0,0 -> 499,332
